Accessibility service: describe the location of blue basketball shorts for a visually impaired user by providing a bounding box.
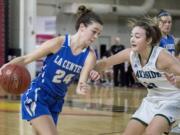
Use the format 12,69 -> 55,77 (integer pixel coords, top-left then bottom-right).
21,84 -> 64,125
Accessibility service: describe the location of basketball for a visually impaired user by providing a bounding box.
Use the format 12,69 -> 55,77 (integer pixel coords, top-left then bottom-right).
0,64 -> 31,94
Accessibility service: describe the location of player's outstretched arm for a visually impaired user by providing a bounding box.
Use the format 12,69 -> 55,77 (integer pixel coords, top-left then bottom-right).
0,36 -> 64,75
95,48 -> 131,72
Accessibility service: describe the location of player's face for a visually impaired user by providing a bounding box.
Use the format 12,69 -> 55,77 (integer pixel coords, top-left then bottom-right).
158,16 -> 172,35
81,22 -> 103,47
130,26 -> 149,52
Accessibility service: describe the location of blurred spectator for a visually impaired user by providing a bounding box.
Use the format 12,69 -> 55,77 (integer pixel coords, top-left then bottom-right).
124,61 -> 135,87
157,9 -> 175,55
110,37 -> 125,87
99,50 -> 113,86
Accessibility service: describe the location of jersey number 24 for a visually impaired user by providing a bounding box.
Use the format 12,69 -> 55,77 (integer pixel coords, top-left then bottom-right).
52,69 -> 75,84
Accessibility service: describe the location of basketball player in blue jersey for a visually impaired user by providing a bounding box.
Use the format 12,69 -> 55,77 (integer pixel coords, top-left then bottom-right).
95,17 -> 180,135
0,5 -> 103,135
157,10 -> 175,55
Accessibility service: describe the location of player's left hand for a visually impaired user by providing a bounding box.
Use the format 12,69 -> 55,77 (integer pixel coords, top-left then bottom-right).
76,82 -> 91,95
165,73 -> 180,88
89,70 -> 100,81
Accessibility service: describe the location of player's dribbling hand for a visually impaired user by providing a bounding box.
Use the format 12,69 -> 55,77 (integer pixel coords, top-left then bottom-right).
89,70 -> 100,81
0,64 -> 10,75
0,64 -> 8,88
165,73 -> 180,88
76,82 -> 91,95
0,64 -> 6,75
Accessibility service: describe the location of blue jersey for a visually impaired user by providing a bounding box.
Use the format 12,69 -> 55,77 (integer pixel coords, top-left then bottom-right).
34,34 -> 90,98
159,35 -> 175,55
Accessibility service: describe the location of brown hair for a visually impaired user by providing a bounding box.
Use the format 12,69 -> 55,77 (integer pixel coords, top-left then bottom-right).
175,40 -> 180,56
75,5 -> 103,31
128,17 -> 162,45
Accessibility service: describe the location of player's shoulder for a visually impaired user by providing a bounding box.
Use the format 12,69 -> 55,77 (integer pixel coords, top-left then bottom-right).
53,35 -> 65,44
156,47 -> 175,69
88,47 -> 96,58
158,46 -> 169,55
49,35 -> 67,54
82,47 -> 97,63
168,34 -> 175,38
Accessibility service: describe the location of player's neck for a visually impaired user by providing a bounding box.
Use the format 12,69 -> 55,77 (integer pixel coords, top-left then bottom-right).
70,34 -> 86,54
162,32 -> 169,37
139,46 -> 153,66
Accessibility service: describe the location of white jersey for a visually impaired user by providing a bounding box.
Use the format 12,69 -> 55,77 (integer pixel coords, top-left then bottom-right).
130,46 -> 180,100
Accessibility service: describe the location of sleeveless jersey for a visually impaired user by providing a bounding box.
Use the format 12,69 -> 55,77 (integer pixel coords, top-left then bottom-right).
159,35 -> 175,56
130,46 -> 180,100
34,34 -> 90,98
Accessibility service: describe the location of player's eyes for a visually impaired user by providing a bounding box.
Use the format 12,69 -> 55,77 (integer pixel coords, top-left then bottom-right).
161,20 -> 172,24
92,30 -> 97,34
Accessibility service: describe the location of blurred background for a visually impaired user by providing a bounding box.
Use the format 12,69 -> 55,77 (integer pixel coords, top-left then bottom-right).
0,1 -> 180,135
1,0 -> 180,96
0,0 -> 179,94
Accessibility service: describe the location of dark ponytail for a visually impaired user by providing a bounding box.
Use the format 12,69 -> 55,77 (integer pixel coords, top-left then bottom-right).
151,25 -> 162,44
75,5 -> 103,31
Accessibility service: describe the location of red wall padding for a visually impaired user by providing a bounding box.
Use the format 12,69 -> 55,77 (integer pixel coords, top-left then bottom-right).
0,0 -> 5,67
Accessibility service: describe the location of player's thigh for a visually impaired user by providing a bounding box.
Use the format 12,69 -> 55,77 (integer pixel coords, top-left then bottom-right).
122,119 -> 146,135
30,115 -> 58,135
145,115 -> 170,135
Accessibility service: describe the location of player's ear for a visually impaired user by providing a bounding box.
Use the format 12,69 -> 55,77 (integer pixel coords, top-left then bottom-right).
79,23 -> 86,31
147,37 -> 152,45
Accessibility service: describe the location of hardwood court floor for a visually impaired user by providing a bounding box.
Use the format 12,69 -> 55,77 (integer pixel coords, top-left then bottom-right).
0,84 -> 179,135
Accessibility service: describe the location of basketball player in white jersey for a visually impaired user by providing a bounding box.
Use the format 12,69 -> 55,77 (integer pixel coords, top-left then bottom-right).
95,17 -> 180,135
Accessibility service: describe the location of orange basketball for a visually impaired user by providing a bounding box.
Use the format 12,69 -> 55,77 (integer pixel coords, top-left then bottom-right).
0,64 -> 31,94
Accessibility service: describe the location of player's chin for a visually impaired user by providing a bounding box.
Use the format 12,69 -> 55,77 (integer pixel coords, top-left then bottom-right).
164,30 -> 170,34
80,92 -> 86,95
87,40 -> 93,46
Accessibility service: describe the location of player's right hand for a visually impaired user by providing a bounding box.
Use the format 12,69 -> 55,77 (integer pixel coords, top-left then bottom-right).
76,82 -> 91,95
89,70 -> 100,81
